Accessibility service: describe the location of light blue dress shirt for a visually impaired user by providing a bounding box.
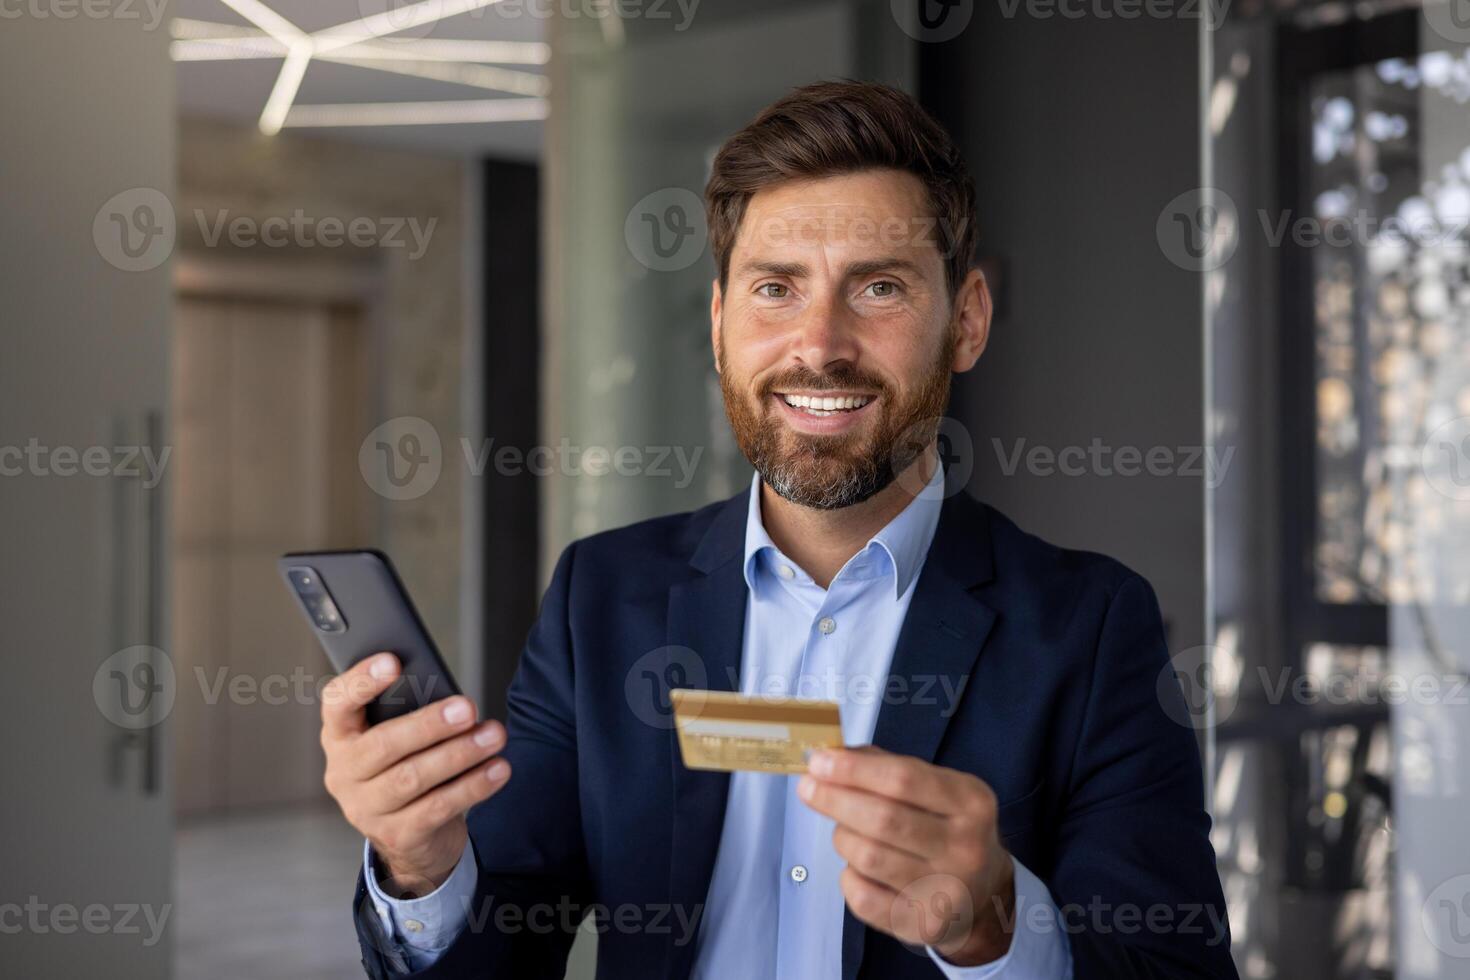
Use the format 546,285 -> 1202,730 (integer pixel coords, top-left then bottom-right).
366,465 -> 1072,978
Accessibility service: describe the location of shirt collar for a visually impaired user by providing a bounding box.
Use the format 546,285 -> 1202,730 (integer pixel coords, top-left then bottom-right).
741,461 -> 945,600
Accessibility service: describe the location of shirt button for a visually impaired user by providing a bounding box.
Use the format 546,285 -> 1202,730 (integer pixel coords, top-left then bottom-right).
778,564 -> 795,580
403,919 -> 424,933
790,864 -> 808,883
817,617 -> 836,635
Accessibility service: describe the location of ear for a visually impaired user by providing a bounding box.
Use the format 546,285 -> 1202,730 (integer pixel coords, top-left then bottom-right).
710,278 -> 724,375
950,267 -> 992,373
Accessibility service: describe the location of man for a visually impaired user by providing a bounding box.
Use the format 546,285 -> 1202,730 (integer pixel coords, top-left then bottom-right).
321,81 -> 1238,979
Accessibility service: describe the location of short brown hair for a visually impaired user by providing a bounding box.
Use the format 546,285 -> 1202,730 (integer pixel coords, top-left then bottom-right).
705,80 -> 976,298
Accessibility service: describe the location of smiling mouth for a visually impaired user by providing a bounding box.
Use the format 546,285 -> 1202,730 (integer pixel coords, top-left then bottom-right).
774,392 -> 877,418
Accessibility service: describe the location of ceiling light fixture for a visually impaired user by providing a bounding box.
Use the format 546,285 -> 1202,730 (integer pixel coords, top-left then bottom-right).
282,97 -> 549,128
181,1 -> 541,133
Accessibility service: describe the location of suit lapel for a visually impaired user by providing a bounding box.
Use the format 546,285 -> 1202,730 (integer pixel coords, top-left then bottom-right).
842,492 -> 998,980
664,495 -> 748,980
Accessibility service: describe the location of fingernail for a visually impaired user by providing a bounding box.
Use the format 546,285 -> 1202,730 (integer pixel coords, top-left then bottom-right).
486,760 -> 509,781
369,654 -> 396,679
473,723 -> 502,748
443,699 -> 472,725
808,751 -> 834,777
797,776 -> 816,801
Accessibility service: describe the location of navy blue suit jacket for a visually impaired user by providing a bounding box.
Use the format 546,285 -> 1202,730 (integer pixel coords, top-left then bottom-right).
355,489 -> 1238,980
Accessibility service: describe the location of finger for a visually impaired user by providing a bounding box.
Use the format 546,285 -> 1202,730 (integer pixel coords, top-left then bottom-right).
344,694 -> 481,781
831,825 -> 931,896
798,777 -> 945,858
367,720 -> 507,813
839,866 -> 901,937
394,757 -> 512,836
321,653 -> 401,738
808,746 -> 963,815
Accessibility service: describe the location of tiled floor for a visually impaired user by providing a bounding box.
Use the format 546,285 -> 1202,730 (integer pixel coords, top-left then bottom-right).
174,807 -> 367,980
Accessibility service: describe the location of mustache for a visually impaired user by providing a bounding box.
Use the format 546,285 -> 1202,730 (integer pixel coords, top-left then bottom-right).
759,365 -> 890,398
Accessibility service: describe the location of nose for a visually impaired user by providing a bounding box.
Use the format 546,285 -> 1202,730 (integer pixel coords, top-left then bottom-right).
790,291 -> 860,373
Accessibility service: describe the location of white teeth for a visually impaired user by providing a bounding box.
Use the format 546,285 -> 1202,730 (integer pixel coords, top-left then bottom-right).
779,393 -> 874,415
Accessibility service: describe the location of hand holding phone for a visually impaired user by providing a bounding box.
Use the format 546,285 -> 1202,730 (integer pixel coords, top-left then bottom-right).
279,550 -> 512,894
319,653 -> 511,896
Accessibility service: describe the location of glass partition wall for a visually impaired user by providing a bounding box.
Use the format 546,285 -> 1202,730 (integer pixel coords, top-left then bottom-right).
1209,5 -> 1470,977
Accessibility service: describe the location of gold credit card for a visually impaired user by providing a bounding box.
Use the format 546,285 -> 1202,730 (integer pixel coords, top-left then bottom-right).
670,689 -> 843,774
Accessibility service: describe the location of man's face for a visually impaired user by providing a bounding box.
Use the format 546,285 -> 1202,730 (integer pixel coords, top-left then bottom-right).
712,169 -> 964,510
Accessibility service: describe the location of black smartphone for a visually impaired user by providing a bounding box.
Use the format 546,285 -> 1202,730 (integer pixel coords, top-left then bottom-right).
278,549 -> 461,726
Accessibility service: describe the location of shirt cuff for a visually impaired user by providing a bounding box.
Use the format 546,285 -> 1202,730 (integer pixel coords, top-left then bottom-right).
363,839 -> 478,970
926,859 -> 1073,979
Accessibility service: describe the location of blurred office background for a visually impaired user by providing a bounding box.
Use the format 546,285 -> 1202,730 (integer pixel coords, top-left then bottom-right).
4,0 -> 1470,977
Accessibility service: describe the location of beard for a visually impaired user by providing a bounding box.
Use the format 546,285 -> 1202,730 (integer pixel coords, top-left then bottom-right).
718,327 -> 955,510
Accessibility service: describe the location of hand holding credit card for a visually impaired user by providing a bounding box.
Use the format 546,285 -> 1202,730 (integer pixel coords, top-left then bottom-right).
671,689 -> 844,774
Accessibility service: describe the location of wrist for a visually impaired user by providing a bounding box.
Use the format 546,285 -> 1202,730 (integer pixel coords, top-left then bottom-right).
942,853 -> 1017,967
374,837 -> 464,899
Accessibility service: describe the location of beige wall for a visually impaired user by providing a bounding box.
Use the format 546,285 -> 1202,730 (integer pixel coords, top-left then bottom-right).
173,117 -> 470,812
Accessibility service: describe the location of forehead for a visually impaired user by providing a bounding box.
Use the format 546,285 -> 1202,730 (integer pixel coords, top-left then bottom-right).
732,169 -> 940,265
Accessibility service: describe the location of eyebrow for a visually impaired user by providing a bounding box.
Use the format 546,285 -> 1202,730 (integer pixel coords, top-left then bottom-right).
733,257 -> 929,281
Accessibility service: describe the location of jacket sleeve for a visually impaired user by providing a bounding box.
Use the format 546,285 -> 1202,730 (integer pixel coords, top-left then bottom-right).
355,543 -> 593,980
1047,574 -> 1239,980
